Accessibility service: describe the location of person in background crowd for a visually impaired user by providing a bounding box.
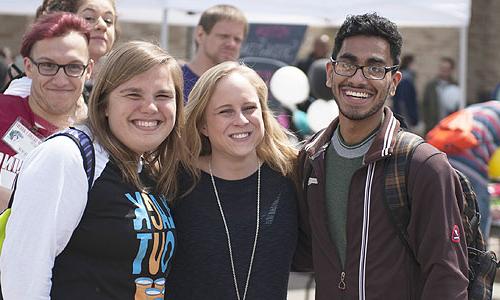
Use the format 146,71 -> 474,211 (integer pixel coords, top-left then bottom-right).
422,56 -> 459,134
433,101 -> 500,240
165,61 -> 298,299
295,35 -> 332,123
0,12 -> 93,211
392,54 -> 419,129
296,34 -> 330,75
0,57 -> 7,90
3,0 -> 117,100
294,13 -> 468,299
0,47 -> 14,89
0,47 -> 13,66
1,40 -> 189,299
181,4 -> 248,103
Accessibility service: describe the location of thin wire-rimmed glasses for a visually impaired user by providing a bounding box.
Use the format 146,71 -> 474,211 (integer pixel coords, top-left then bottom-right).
80,13 -> 115,27
28,57 -> 89,78
330,57 -> 399,80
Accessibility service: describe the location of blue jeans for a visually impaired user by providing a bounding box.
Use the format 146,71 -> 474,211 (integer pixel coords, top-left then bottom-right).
465,173 -> 491,239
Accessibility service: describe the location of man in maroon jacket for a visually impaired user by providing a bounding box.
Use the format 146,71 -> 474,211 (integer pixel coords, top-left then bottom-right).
0,13 -> 93,210
294,13 -> 468,299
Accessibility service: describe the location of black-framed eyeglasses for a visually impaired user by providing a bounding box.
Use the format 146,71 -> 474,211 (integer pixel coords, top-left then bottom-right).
330,57 -> 399,80
28,57 -> 88,78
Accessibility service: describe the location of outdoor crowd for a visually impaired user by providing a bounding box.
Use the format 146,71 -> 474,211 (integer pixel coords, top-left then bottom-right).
0,0 -> 499,300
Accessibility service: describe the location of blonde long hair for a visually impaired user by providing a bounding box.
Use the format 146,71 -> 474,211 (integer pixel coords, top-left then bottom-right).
185,61 -> 297,183
87,41 -> 188,198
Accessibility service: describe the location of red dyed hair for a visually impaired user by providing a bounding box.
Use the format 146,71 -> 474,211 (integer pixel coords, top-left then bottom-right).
20,12 -> 90,58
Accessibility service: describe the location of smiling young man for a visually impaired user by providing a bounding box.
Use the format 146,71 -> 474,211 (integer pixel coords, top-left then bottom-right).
294,13 -> 468,299
181,4 -> 247,103
0,12 -> 92,210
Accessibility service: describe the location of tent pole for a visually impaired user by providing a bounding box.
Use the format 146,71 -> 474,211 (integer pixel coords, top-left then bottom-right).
459,25 -> 468,107
160,8 -> 169,49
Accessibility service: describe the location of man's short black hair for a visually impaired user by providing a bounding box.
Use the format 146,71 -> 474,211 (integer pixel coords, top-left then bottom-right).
440,56 -> 455,69
332,13 -> 403,66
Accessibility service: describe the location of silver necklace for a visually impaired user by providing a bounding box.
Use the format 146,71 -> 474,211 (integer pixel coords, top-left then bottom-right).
208,161 -> 260,300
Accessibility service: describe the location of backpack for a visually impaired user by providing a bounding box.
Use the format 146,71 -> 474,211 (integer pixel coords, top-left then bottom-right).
0,127 -> 95,253
425,109 -> 479,154
385,130 -> 499,300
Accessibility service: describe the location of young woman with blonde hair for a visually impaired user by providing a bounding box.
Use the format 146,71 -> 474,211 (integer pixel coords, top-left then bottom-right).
165,61 -> 298,299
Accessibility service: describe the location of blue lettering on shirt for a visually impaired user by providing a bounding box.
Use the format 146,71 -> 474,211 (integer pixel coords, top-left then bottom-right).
162,231 -> 175,272
128,192 -> 175,277
133,233 -> 152,274
126,192 -> 152,230
150,195 -> 175,230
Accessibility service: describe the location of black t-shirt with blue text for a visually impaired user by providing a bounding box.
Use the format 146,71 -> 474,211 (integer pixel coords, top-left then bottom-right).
51,158 -> 176,299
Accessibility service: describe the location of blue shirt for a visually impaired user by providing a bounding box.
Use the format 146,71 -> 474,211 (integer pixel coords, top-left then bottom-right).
182,64 -> 199,104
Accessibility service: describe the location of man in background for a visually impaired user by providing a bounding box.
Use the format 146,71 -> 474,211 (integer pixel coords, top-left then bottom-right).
422,56 -> 459,133
296,34 -> 330,75
392,54 -> 419,130
428,101 -> 500,240
182,4 -> 248,103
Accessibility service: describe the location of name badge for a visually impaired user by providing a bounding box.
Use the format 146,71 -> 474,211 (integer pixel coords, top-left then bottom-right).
2,118 -> 43,159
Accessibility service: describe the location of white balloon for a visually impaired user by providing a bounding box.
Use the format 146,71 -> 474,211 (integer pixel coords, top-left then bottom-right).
270,66 -> 310,109
307,99 -> 339,132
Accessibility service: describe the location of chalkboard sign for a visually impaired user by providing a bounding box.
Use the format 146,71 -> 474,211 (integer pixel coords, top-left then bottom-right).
240,24 -> 307,65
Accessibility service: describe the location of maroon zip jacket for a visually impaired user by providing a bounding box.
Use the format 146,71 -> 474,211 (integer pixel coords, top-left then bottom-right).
293,107 -> 468,299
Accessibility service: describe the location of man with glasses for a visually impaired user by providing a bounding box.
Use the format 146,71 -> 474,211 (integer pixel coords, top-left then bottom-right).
0,12 -> 93,210
294,13 -> 468,299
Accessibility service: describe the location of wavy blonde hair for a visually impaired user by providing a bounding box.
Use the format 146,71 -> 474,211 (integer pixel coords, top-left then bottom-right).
185,61 -> 297,183
87,41 -> 189,198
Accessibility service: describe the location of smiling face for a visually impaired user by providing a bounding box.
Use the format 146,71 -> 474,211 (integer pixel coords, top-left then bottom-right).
105,64 -> 177,155
197,20 -> 245,65
201,72 -> 265,163
25,31 -> 91,122
76,0 -> 116,61
326,35 -> 401,125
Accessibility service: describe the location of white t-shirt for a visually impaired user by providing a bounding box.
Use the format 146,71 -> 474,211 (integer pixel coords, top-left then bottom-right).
437,82 -> 462,119
3,76 -> 32,98
0,126 -> 107,299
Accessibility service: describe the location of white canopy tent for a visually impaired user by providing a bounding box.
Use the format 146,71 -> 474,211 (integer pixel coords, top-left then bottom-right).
0,0 -> 471,26
0,0 -> 471,104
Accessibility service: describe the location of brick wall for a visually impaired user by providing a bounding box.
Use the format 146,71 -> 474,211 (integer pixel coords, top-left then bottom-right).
468,0 -> 500,102
0,15 -> 32,56
117,23 -> 191,61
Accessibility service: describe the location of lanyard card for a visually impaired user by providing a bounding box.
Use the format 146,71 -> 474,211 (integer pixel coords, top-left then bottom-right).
2,117 -> 43,159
